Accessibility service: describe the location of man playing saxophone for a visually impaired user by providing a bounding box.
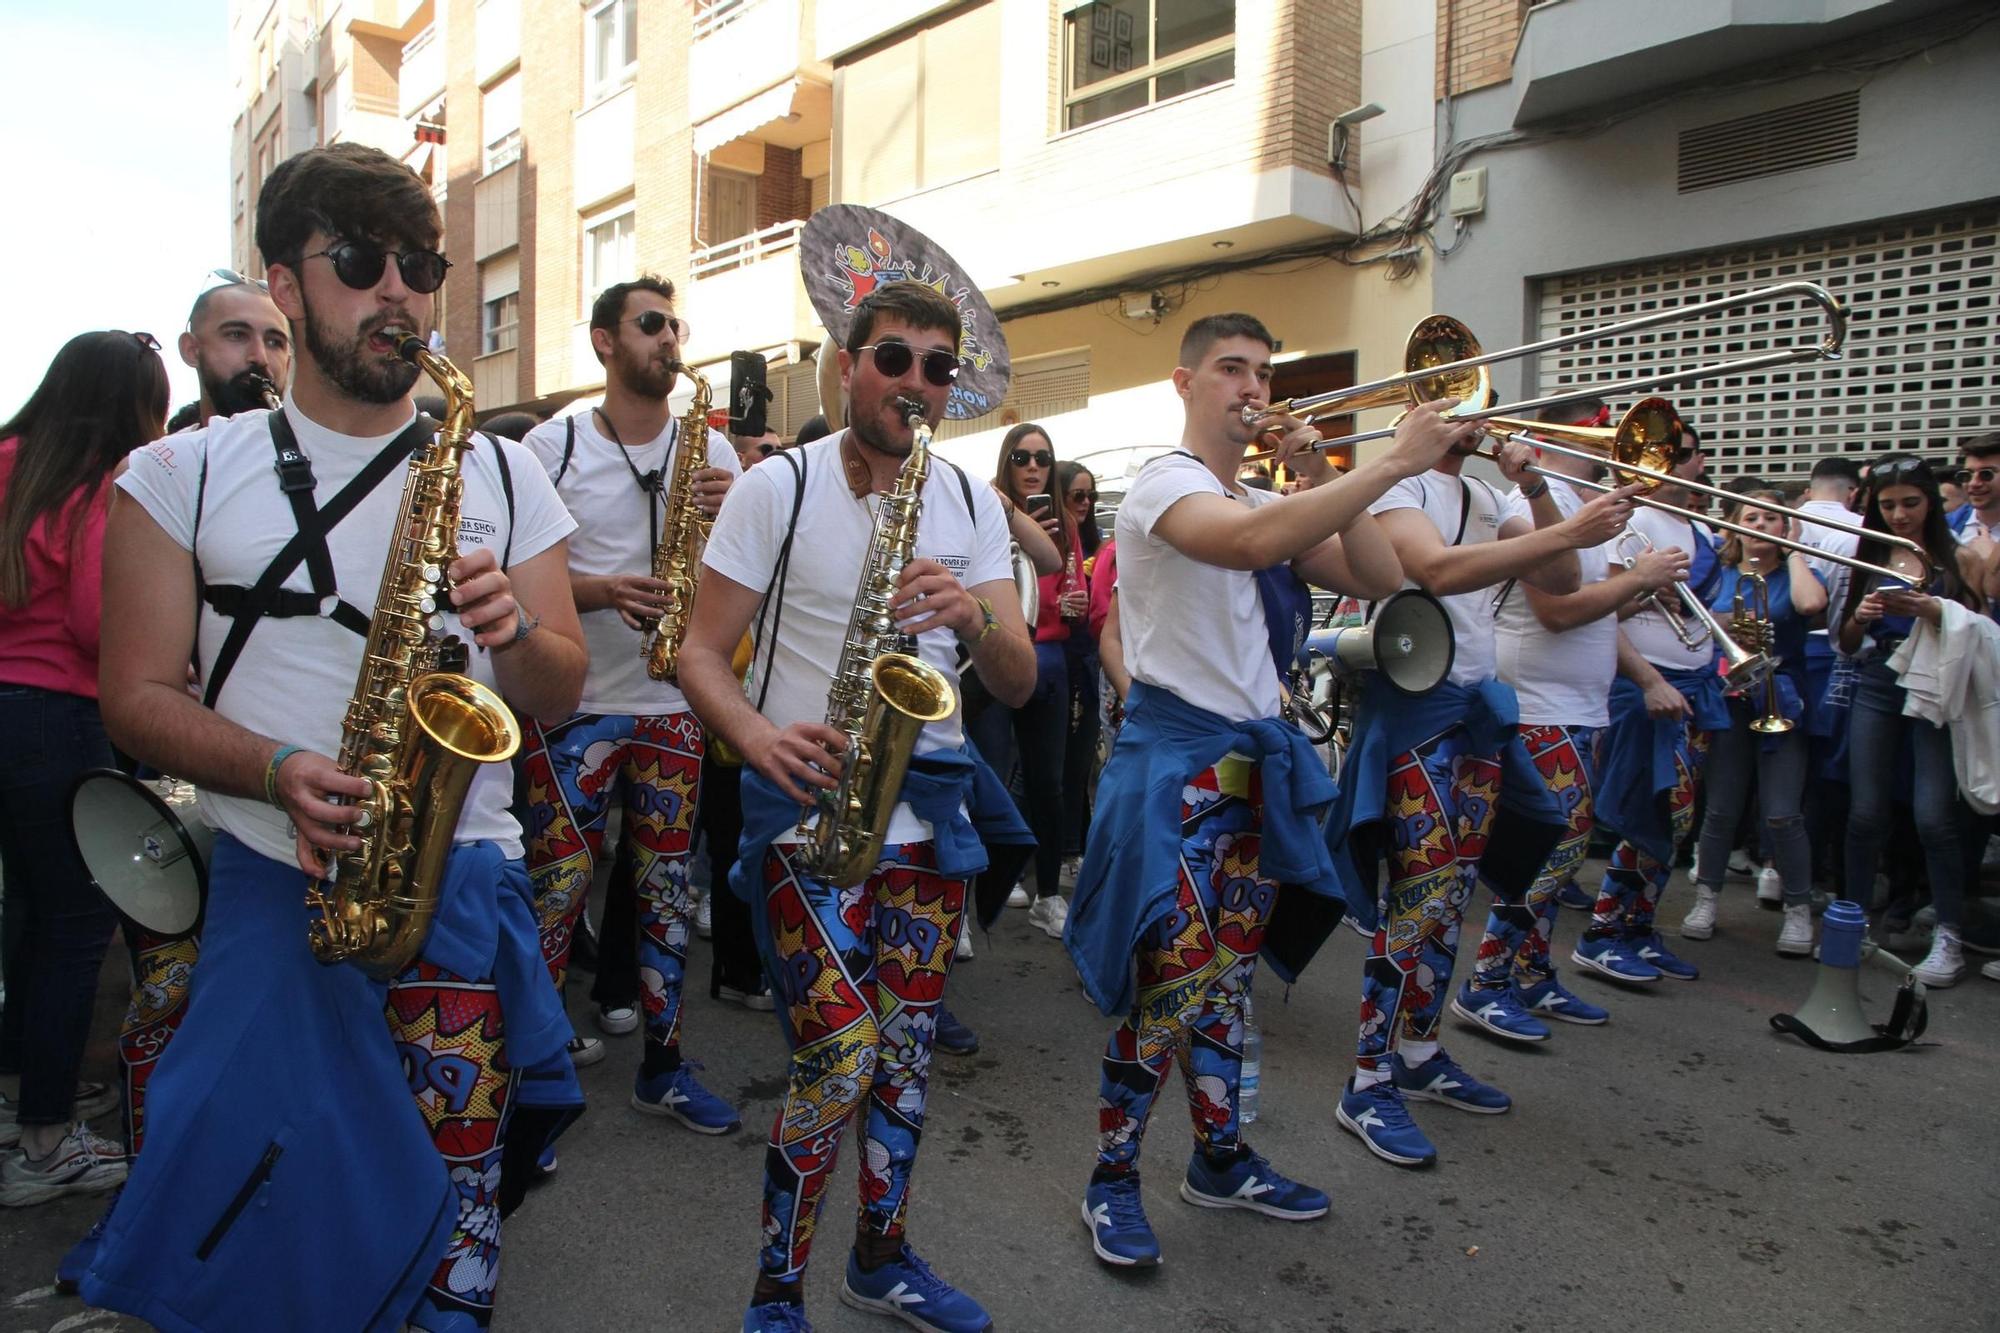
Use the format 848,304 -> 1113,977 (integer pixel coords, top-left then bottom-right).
518,276 -> 744,1132
679,280 -> 1035,1333
88,143 -> 586,1333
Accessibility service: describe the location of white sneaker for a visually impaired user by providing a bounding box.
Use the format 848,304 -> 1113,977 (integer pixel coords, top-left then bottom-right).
1755,867 -> 1783,909
1727,849 -> 1758,879
1678,886 -> 1719,940
1006,882 -> 1031,909
1059,856 -> 1081,891
568,1035 -> 607,1068
596,1004 -> 640,1036
956,916 -> 975,960
0,1124 -> 127,1207
1028,894 -> 1070,940
1912,927 -> 1964,988
1981,958 -> 2000,982
0,1084 -> 117,1149
695,890 -> 713,939
1776,903 -> 1814,956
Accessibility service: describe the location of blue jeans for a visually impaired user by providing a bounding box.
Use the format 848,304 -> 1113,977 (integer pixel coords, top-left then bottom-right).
1843,657 -> 1963,928
1697,702 -> 1812,906
0,685 -> 120,1125
966,642 -> 1069,899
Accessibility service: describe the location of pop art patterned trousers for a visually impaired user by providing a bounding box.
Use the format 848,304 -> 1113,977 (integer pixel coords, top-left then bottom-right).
1586,720 -> 1709,940
757,840 -> 964,1283
390,963 -> 519,1332
1096,761 -> 1273,1174
1356,724 -> 1501,1078
1468,724 -> 1599,991
118,927 -> 199,1156
521,711 -> 704,1063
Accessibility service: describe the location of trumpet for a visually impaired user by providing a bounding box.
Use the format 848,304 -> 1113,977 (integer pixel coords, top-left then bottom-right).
1733,572 -> 1796,734
1613,526 -> 1773,694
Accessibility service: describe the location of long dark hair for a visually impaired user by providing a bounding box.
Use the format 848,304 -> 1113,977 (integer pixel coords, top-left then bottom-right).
1056,459 -> 1100,559
0,330 -> 169,607
996,422 -> 1073,565
1835,454 -> 1972,629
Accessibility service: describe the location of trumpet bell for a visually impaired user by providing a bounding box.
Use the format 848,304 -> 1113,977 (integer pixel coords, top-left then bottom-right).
1484,396 -> 1687,484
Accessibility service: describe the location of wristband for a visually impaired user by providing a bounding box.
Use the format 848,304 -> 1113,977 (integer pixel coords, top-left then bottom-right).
1520,480 -> 1550,501
968,596 -> 999,647
265,744 -> 304,806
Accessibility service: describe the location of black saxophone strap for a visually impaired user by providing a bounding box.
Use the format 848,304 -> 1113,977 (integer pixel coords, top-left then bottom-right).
751,446 -> 809,713
198,414 -> 430,709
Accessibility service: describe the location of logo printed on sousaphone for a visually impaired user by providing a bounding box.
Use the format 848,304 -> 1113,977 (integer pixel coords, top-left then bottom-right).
824,228 -> 995,377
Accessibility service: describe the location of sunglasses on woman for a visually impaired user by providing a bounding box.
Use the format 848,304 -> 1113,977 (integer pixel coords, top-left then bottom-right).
1010,449 -> 1053,468
125,331 -> 161,351
1067,488 -> 1097,505
300,241 -> 452,294
856,341 -> 960,387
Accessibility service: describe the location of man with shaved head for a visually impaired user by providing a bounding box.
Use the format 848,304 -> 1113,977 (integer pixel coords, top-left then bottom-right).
179,274 -> 292,420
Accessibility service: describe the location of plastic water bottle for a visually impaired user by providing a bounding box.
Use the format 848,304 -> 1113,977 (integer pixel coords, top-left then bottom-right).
1239,991 -> 1262,1125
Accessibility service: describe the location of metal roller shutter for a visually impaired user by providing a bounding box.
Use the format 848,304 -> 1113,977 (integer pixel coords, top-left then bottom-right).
1536,206 -> 1998,481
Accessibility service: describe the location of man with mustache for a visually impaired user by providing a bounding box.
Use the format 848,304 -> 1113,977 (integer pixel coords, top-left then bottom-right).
179,273 -> 292,421
86,142 -> 587,1332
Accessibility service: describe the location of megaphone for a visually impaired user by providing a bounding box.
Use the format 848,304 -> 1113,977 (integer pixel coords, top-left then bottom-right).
1770,900 -> 1928,1052
1303,588 -> 1455,695
67,769 -> 210,941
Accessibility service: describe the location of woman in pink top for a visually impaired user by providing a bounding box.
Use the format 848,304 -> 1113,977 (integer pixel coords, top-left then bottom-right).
0,330 -> 168,1205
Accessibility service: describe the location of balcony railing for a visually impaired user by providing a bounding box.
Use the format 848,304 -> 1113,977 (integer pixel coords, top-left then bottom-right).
691,217 -> 804,280
693,0 -> 752,41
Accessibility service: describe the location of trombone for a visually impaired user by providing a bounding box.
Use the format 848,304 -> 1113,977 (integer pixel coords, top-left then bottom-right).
1611,525 -> 1773,695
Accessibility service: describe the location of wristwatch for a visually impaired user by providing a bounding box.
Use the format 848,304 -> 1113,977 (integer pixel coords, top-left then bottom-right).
512,609 -> 541,643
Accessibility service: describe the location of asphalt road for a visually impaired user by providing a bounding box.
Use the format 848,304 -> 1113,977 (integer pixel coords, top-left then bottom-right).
6,868 -> 1996,1333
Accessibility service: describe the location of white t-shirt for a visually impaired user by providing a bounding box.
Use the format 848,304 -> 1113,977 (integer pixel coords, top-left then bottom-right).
1368,470 -> 1506,687
1795,497 -> 1861,641
521,412 -> 741,716
700,432 -> 1011,844
117,401 -> 576,865
1494,477 -> 1616,726
1622,505 -> 1716,670
1113,452 -> 1284,723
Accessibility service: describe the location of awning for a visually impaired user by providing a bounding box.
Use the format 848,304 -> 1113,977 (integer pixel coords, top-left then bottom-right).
693,79 -> 805,156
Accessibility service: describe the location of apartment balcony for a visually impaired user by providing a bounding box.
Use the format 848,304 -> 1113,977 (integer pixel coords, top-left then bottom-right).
1510,0 -> 1960,124
475,0 -> 519,85
691,0 -> 832,153
398,24 -> 445,121
574,83 -> 636,209
684,220 -> 823,356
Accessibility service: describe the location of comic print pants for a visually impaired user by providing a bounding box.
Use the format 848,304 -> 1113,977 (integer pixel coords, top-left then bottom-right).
756,841 -> 964,1283
390,964 -> 519,1332
118,927 -> 199,1156
521,710 -> 704,1062
1096,762 -> 1273,1174
1587,721 -> 1710,939
1469,724 -> 1599,990
1356,724 -> 1500,1078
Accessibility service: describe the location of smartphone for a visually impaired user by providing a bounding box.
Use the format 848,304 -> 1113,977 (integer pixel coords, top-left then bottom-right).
1026,494 -> 1055,518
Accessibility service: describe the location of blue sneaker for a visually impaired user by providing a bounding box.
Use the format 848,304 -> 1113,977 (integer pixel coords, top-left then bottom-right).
743,1300 -> 813,1332
1571,934 -> 1662,984
840,1243 -> 992,1332
933,1007 -> 979,1057
1556,881 -> 1595,911
1450,984 -> 1551,1043
1513,974 -> 1610,1025
631,1063 -> 741,1135
1393,1050 -> 1511,1114
1180,1146 -> 1328,1220
1082,1172 -> 1161,1266
1630,930 -> 1700,980
1336,1078 -> 1436,1168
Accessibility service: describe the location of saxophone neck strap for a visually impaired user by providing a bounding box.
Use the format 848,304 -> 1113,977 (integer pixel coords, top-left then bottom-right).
592,406 -> 668,557
198,412 -> 431,710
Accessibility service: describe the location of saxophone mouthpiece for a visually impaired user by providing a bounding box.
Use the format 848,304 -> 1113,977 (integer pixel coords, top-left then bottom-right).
895,396 -> 927,426
380,327 -> 426,363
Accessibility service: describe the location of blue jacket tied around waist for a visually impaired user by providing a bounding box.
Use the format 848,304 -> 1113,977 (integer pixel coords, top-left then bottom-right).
1594,666 -> 1728,866
1323,674 -> 1567,938
1064,680 -> 1343,1018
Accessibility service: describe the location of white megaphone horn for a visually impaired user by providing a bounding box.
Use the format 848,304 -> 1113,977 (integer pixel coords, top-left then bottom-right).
1770,900 -> 1928,1052
1303,588 -> 1455,696
67,769 -> 210,942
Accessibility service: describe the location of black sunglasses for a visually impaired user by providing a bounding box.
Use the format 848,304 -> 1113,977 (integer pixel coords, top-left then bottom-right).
857,341 -> 960,387
1067,488 -> 1097,504
1010,449 -> 1054,468
1953,466 -> 1996,486
621,309 -> 689,339
209,267 -> 269,294
300,242 -> 451,294
125,331 -> 161,351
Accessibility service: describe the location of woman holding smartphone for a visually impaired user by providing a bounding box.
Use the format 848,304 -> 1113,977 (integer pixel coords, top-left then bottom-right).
1834,456 -> 1993,986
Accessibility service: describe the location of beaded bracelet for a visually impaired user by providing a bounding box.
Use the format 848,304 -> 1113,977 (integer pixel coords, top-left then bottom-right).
264,744 -> 304,806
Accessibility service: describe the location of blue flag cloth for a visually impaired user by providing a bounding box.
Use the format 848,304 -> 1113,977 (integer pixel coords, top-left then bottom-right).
83,835 -> 459,1333
1252,562 -> 1315,678
1063,681 -> 1342,1017
1321,674 -> 1567,939
1593,666 -> 1729,865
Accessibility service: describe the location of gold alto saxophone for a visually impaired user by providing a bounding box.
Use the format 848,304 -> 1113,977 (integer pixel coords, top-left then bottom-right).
304,331 -> 523,977
643,361 -> 713,683
796,398 -> 957,887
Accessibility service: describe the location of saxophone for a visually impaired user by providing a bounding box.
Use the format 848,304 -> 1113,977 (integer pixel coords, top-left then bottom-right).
304,331 -> 523,977
642,361 -> 713,683
795,398 -> 957,887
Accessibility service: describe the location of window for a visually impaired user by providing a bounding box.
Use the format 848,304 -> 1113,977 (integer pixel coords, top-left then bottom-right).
482,253 -> 520,355
581,206 -> 636,316
483,71 -> 522,174
1062,0 -> 1233,130
833,3 -> 1001,204
322,72 -> 344,142
586,0 -> 639,97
